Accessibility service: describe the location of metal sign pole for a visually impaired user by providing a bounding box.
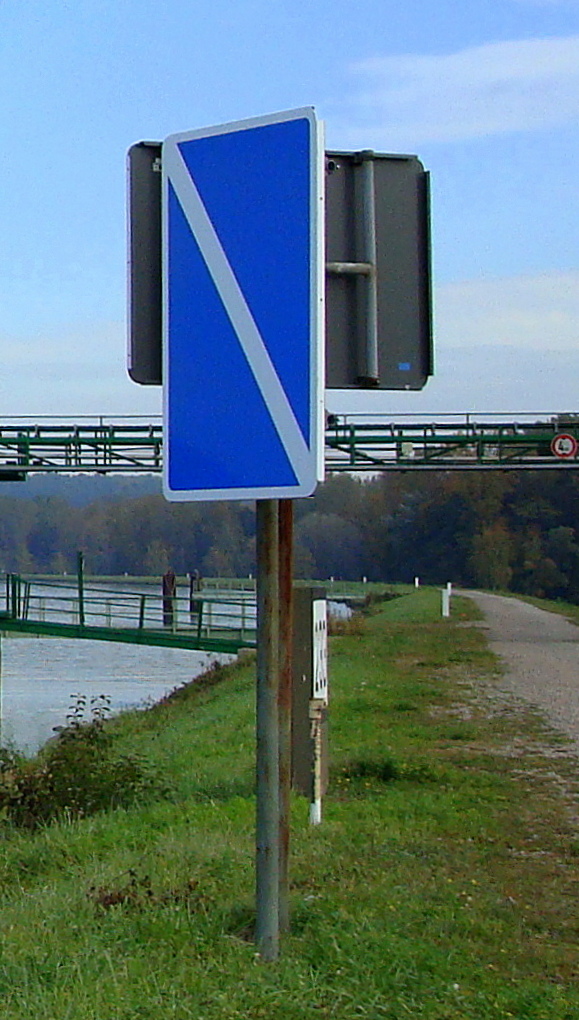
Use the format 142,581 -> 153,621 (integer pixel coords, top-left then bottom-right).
278,498 -> 294,933
0,634 -> 3,749
255,499 -> 280,961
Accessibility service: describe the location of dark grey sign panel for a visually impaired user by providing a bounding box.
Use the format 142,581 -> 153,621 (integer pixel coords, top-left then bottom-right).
127,144 -> 433,391
127,141 -> 162,385
325,150 -> 433,390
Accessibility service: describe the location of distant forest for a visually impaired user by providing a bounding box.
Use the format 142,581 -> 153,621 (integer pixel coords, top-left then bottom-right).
1,470 -> 579,601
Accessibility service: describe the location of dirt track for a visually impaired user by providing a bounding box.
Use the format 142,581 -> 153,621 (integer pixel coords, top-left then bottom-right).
461,590 -> 579,751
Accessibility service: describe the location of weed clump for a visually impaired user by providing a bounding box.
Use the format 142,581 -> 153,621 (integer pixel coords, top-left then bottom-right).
327,613 -> 365,637
87,869 -> 212,914
362,588 -> 402,609
0,695 -> 167,829
338,755 -> 439,787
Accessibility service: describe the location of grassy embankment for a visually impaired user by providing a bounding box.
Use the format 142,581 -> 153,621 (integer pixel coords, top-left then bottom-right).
1,587 -> 579,1019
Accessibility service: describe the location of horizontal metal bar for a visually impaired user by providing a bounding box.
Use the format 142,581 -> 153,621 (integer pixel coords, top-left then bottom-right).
326,261 -> 375,276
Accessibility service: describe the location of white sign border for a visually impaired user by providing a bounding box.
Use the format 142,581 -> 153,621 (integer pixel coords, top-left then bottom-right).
162,107 -> 324,502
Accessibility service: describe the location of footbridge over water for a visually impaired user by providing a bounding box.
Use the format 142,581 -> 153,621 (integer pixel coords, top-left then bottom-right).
0,574 -> 257,654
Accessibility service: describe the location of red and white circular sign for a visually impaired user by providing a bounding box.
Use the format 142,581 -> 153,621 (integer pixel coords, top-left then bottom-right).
551,433 -> 578,459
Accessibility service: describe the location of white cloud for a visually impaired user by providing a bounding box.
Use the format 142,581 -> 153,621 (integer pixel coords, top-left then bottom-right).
327,342 -> 579,417
328,36 -> 579,147
0,320 -> 162,417
327,269 -> 579,416
437,269 -> 579,350
1,321 -> 121,368
2,271 -> 578,418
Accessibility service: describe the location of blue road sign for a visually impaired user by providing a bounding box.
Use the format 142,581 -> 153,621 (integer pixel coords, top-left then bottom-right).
162,108 -> 324,502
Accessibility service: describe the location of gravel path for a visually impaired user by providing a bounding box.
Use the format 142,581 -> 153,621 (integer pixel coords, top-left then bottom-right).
461,590 -> 579,751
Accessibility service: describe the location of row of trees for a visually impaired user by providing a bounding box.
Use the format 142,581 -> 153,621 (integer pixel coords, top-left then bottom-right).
0,470 -> 578,601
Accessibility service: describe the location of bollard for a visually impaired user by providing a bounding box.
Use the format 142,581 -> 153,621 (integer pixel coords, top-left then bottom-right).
441,589 -> 450,618
162,568 -> 176,628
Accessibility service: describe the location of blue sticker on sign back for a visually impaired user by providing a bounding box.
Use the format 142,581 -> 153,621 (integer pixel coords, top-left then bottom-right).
162,108 -> 323,502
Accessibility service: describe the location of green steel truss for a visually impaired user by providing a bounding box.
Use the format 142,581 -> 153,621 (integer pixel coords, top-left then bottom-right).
0,420 -> 162,478
325,415 -> 579,471
0,414 -> 578,477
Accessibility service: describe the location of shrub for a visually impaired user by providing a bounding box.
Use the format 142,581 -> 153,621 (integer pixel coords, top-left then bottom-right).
0,695 -> 167,829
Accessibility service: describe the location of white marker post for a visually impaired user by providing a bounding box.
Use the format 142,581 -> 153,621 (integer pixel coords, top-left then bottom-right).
309,599 -> 328,824
309,700 -> 325,825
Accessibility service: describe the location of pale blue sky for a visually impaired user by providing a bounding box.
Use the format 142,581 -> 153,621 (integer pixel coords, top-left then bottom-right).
1,0 -> 579,416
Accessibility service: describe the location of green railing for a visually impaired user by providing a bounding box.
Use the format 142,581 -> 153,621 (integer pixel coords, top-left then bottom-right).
0,419 -> 163,477
325,414 -> 579,471
1,573 -> 256,653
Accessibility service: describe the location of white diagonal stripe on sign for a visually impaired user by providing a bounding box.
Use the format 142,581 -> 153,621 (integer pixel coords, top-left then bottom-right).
164,139 -> 311,483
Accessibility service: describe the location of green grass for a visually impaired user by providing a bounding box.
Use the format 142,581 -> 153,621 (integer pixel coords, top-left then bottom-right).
1,588 -> 579,1018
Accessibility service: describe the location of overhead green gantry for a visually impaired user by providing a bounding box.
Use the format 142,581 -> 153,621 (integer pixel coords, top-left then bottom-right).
0,414 -> 577,478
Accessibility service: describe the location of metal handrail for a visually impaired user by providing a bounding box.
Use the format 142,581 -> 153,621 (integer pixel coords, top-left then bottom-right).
1,574 -> 257,652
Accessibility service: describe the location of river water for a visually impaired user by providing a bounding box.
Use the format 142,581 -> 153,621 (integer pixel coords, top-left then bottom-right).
0,636 -> 234,754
